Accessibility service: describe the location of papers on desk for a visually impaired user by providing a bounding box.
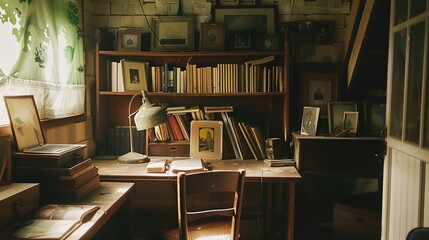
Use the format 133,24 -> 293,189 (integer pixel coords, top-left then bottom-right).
169,158 -> 206,173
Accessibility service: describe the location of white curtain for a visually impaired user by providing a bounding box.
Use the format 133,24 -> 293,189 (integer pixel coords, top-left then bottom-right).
0,0 -> 85,125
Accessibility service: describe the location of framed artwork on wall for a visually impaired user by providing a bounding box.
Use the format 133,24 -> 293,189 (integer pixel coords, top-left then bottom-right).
200,23 -> 225,51
118,30 -> 141,51
190,120 -> 223,160
151,16 -> 195,51
214,6 -> 277,35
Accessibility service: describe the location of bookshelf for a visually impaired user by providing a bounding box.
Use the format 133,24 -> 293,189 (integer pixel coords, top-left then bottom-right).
95,30 -> 290,158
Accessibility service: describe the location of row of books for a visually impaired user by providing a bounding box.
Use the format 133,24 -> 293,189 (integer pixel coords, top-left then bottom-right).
106,126 -> 146,156
107,56 -> 283,94
14,157 -> 100,202
148,105 -> 266,160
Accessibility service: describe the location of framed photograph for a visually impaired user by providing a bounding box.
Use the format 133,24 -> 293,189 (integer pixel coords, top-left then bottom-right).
151,16 -> 195,51
328,102 -> 358,134
190,120 -> 223,160
121,60 -> 148,91
343,111 -> 359,135
200,23 -> 225,51
301,71 -> 339,119
260,35 -> 280,50
214,6 -> 277,35
231,31 -> 253,50
362,98 -> 386,136
301,106 -> 320,136
118,30 -> 141,51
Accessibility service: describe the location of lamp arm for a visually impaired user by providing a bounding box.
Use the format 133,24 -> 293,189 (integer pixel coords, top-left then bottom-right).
127,91 -> 144,153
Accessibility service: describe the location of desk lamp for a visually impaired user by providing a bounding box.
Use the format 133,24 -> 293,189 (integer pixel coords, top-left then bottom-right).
117,90 -> 168,164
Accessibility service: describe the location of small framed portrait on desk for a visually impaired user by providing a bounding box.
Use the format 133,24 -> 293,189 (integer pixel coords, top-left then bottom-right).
301,106 -> 320,136
190,120 -> 223,160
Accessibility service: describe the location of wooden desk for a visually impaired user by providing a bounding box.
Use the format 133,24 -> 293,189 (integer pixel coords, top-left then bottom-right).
1,182 -> 134,240
67,181 -> 134,240
94,159 -> 301,240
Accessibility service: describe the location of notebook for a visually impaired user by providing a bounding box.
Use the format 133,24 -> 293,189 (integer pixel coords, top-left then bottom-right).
4,95 -> 85,155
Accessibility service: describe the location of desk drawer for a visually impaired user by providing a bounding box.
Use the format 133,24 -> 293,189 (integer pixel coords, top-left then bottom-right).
147,141 -> 190,157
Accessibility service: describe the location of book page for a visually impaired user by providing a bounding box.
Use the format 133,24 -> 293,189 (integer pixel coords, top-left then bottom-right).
12,219 -> 78,239
11,205 -> 100,239
35,204 -> 100,222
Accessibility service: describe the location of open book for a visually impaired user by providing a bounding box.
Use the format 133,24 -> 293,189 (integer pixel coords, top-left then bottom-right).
12,204 -> 100,239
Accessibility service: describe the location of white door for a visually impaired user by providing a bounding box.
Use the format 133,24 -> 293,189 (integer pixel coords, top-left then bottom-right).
383,1 -> 429,240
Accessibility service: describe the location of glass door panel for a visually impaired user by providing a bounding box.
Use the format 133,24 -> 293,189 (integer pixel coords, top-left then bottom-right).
394,0 -> 408,25
405,22 -> 425,144
410,0 -> 426,18
390,30 -> 407,139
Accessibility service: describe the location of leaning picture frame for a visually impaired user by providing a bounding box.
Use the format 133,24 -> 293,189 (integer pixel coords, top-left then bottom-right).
301,106 -> 320,136
118,30 -> 141,51
362,98 -> 386,136
121,60 -> 148,91
151,16 -> 195,51
328,101 -> 358,134
200,23 -> 225,51
214,6 -> 277,35
190,120 -> 223,160
343,111 -> 359,135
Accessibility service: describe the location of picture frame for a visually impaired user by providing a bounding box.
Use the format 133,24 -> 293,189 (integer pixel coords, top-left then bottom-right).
328,102 -> 358,134
362,98 -> 386,136
300,106 -> 320,136
231,31 -> 253,50
214,6 -> 277,35
260,35 -> 281,50
200,23 -> 225,51
121,60 -> 148,91
343,111 -> 359,135
118,30 -> 141,51
190,120 -> 223,160
151,16 -> 195,51
298,65 -> 340,122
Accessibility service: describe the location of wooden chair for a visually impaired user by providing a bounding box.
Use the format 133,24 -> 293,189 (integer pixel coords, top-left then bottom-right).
406,227 -> 429,240
162,169 -> 246,240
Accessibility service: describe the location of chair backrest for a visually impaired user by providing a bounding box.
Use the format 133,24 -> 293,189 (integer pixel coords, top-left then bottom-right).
177,169 -> 246,240
406,227 -> 429,240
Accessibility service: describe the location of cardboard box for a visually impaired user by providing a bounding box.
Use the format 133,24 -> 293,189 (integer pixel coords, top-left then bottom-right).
0,183 -> 39,228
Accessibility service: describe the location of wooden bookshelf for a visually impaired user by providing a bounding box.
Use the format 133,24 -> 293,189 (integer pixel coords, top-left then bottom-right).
95,30 -> 291,158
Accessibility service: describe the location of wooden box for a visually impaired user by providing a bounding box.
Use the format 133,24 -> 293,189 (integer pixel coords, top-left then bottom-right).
0,183 -> 39,228
0,136 -> 12,186
147,140 -> 190,157
333,192 -> 381,240
14,146 -> 85,168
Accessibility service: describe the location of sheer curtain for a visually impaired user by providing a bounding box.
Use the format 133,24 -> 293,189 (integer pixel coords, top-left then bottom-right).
0,0 -> 85,124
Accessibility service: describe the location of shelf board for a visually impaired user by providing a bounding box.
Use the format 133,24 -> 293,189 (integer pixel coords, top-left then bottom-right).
98,50 -> 284,57
99,91 -> 285,97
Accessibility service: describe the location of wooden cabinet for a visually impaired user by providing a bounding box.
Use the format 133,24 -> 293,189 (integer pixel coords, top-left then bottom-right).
95,31 -> 290,157
292,132 -> 385,178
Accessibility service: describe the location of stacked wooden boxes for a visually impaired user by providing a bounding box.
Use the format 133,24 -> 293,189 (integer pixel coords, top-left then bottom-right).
13,146 -> 99,203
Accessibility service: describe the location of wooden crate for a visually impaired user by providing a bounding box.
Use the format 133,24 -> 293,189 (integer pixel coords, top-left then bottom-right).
0,183 -> 39,228
0,136 -> 12,186
333,192 -> 381,240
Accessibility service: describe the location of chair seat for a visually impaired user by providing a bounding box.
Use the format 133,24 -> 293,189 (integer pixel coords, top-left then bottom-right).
162,218 -> 232,240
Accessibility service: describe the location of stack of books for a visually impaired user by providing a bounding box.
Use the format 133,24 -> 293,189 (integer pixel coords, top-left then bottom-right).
14,156 -> 99,202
